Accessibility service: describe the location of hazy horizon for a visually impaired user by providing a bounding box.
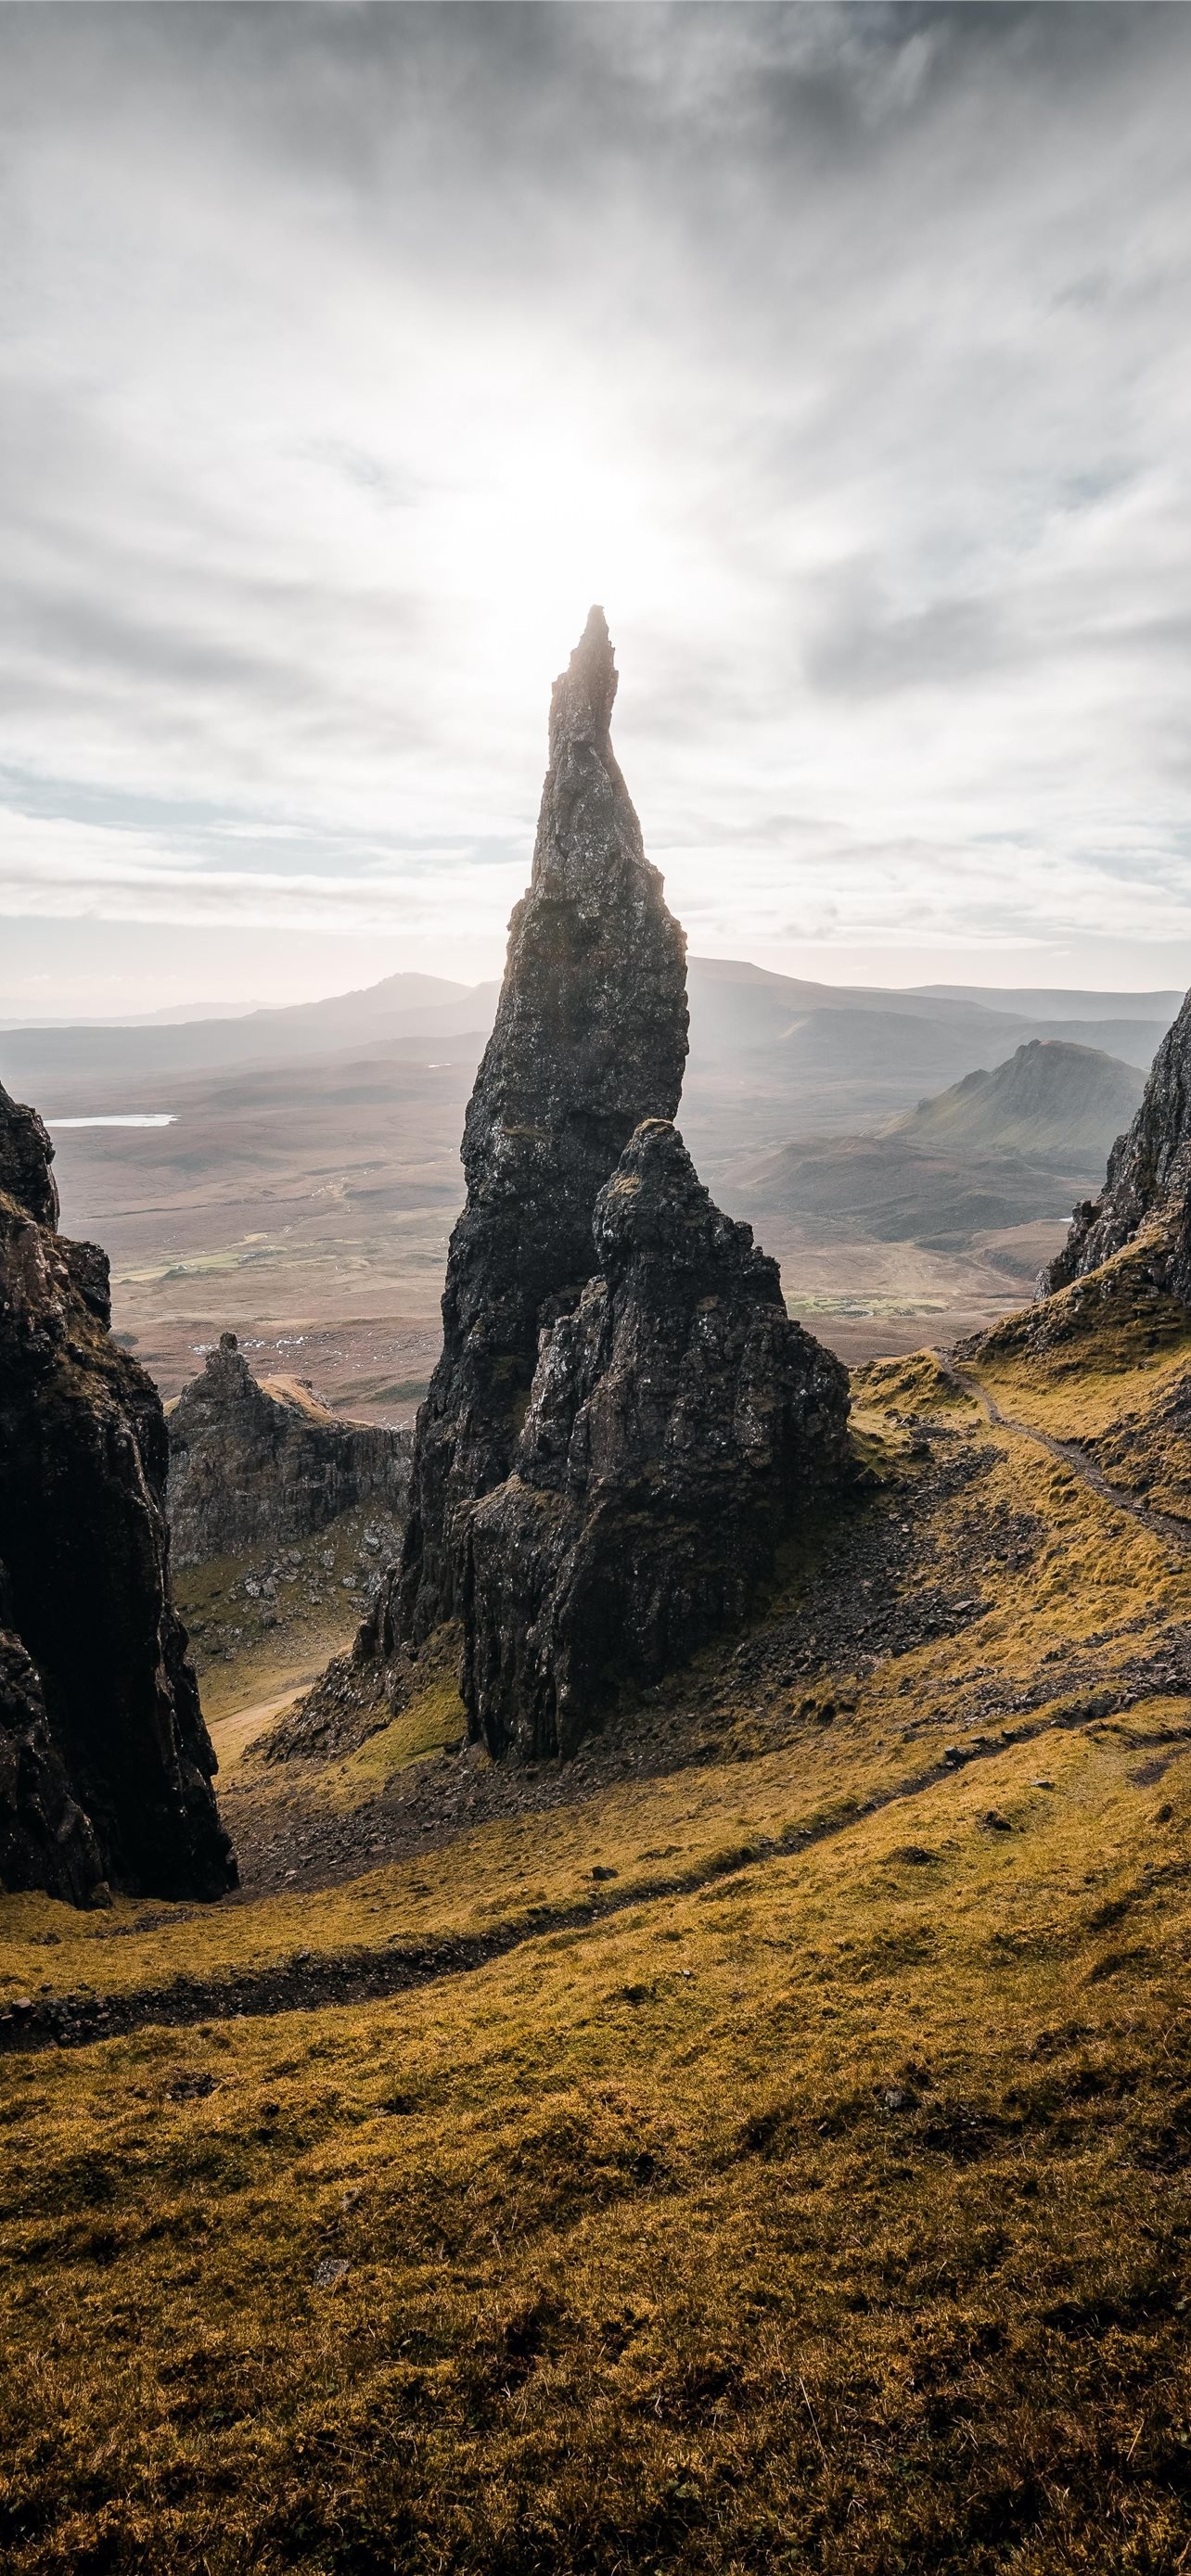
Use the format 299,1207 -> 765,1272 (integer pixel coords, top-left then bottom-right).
0,947 -> 1185,1036
5,4 -> 1191,1016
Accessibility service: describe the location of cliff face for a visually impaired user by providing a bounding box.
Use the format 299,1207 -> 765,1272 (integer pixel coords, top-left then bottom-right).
168,1334 -> 411,1565
351,611 -> 852,1760
1043,989 -> 1191,1300
0,1080 -> 235,1904
465,1121 -> 852,1759
394,606 -> 689,1648
0,1575 -> 103,1906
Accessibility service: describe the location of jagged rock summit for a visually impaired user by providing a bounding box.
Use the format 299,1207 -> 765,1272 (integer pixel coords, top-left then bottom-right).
393,606 -> 689,1648
1043,987 -> 1191,1301
467,1120 -> 851,1758
168,1333 -> 411,1565
0,1078 -> 235,1905
355,610 -> 851,1758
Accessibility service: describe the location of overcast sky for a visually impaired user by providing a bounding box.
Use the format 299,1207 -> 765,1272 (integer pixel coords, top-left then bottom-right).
3,2 -> 1191,1016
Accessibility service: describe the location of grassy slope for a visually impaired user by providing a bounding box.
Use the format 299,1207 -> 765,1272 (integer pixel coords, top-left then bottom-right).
4,1308 -> 1191,2569
173,1500 -> 393,1728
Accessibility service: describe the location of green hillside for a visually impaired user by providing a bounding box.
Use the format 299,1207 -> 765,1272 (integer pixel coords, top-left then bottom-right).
731,1040 -> 1143,1259
4,1258 -> 1191,2570
889,1039 -> 1143,1165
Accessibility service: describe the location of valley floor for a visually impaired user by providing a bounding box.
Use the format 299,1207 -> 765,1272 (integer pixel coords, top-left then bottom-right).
5,1282 -> 1191,2570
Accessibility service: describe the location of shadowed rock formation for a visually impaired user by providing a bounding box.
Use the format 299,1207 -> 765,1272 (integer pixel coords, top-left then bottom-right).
391,606 -> 689,1650
465,1121 -> 852,1759
0,1089 -> 60,1229
0,1579 -> 103,1906
1043,988 -> 1191,1302
168,1333 -> 411,1565
0,1078 -> 235,1903
342,611 -> 853,1761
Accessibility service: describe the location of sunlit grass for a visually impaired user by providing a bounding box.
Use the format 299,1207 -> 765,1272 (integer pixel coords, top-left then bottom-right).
5,1323 -> 1191,2567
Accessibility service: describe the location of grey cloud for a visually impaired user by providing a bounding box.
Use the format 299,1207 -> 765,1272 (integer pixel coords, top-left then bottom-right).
805,578 -> 1012,698
1,3 -> 1190,991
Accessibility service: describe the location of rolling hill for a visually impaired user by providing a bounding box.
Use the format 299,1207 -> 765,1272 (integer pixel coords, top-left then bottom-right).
0,957 -> 1172,1124
887,1038 -> 1144,1164
731,1039 -> 1144,1263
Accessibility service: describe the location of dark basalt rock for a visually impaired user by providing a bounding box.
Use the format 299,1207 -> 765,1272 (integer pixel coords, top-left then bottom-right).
0,1078 -> 235,1903
391,606 -> 688,1650
168,1333 -> 411,1565
0,1089 -> 59,1229
1043,988 -> 1191,1301
345,610 -> 852,1764
0,1577 -> 104,1906
463,1121 -> 852,1759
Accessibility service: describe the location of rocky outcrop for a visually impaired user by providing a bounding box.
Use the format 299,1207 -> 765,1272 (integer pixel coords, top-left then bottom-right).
168,1333 -> 411,1565
350,610 -> 852,1760
1,1576 -> 104,1906
391,607 -> 688,1652
0,1078 -> 235,1903
464,1121 -> 852,1759
0,1090 -> 59,1228
1042,989 -> 1191,1301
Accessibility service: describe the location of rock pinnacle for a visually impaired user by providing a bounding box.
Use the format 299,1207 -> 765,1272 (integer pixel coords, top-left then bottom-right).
388,609 -> 689,1649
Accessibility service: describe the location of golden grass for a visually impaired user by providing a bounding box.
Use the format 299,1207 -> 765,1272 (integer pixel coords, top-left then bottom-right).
968,1231 -> 1191,1415
5,1724 -> 1191,2570
173,1501 -> 386,1726
5,1328 -> 1191,2567
954,1242 -> 1191,1528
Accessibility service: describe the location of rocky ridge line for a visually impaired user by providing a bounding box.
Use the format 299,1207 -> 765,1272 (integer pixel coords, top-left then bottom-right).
168,1333 -> 410,1565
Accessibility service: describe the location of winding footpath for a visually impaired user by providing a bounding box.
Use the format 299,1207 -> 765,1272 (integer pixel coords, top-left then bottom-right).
932,1351 -> 1191,1554
1,1699 -> 1172,2058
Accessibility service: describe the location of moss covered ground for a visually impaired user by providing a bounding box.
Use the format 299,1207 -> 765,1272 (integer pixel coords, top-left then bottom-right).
4,1307 -> 1191,2570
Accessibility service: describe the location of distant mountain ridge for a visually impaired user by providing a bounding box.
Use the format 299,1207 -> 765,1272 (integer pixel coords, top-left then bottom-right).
0,948 -> 1170,1087
729,1036 -> 1144,1263
0,963 -> 1177,1330
910,983 -> 1184,1023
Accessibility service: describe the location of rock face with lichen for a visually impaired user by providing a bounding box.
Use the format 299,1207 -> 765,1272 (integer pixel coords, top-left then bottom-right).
168,1333 -> 411,1566
389,606 -> 689,1652
352,608 -> 852,1761
1042,988 -> 1191,1301
0,1078 -> 236,1904
464,1120 -> 852,1759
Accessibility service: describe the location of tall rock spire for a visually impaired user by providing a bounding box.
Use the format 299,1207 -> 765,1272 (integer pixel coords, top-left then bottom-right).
393,607 -> 689,1645
332,612 -> 852,1760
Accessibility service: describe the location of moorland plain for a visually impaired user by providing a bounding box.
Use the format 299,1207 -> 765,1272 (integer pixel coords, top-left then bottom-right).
11,963 -> 1175,1409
